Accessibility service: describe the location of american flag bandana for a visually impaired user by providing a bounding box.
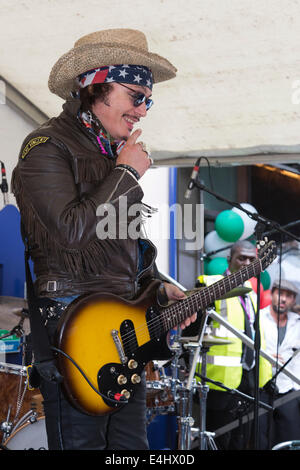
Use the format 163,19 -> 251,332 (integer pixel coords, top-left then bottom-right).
77,64 -> 153,90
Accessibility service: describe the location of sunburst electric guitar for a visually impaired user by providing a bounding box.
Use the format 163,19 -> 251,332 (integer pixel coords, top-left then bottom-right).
54,240 -> 276,416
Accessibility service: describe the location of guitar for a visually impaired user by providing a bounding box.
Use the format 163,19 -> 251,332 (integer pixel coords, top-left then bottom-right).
54,240 -> 276,416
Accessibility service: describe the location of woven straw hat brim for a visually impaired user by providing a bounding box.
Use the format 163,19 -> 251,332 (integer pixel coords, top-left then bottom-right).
48,41 -> 177,99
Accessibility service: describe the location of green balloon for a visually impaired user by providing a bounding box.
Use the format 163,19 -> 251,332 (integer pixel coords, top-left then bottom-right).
206,257 -> 228,275
261,270 -> 271,290
215,210 -> 244,242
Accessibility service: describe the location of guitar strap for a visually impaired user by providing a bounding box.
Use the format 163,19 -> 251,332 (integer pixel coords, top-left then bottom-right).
21,223 -> 56,365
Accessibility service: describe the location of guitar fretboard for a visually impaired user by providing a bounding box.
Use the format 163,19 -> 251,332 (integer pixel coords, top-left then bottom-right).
159,258 -> 262,334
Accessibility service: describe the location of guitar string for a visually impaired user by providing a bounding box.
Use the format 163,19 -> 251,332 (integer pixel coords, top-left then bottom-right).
119,260 -> 262,350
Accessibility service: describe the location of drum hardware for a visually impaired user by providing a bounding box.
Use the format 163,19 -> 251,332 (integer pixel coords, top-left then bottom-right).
0,406 -> 13,441
0,309 -> 29,341
0,361 -> 31,444
175,307 -> 211,450
193,344 -> 218,450
145,360 -> 176,424
0,297 -> 30,342
0,321 -> 44,449
2,416 -> 48,450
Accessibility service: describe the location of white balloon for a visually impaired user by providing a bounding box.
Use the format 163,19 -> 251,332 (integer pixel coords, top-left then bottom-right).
232,203 -> 257,240
204,230 -> 232,259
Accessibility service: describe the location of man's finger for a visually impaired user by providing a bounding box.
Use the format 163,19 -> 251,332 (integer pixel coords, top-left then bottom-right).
126,128 -> 142,145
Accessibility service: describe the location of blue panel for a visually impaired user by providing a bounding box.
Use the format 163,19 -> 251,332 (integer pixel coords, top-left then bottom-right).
0,205 -> 25,297
147,415 -> 177,450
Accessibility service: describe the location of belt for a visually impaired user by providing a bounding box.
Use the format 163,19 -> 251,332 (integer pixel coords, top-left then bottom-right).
38,280 -> 73,294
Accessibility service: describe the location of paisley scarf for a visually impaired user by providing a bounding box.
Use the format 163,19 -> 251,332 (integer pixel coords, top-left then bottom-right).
78,109 -> 126,158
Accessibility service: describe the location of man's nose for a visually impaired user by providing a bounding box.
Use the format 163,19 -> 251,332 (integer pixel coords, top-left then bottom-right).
136,102 -> 147,117
279,293 -> 287,301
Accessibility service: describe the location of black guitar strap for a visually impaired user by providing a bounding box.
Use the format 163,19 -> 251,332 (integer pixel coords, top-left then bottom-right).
21,223 -> 55,364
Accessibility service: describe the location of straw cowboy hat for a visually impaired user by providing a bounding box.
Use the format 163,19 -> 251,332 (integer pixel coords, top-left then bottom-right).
48,28 -> 177,99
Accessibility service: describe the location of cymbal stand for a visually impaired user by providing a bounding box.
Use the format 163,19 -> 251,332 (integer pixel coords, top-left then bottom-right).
169,329 -> 183,400
177,308 -> 210,450
195,344 -> 217,450
177,387 -> 194,450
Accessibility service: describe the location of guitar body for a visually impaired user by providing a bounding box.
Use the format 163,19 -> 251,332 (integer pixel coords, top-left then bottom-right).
54,280 -> 173,416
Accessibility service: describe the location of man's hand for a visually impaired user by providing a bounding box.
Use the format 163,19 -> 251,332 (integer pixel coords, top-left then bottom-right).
163,282 -> 197,329
271,353 -> 284,364
117,129 -> 151,178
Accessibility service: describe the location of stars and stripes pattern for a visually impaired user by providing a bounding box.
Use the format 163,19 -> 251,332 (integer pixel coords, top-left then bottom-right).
77,65 -> 153,90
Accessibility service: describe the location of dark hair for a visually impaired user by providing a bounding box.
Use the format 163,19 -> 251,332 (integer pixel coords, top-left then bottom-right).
229,240 -> 256,258
79,83 -> 113,111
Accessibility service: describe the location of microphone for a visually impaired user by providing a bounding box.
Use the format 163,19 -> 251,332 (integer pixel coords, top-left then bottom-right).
0,161 -> 9,206
184,158 -> 201,199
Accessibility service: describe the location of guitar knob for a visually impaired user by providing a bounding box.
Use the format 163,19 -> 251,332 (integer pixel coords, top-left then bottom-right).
128,359 -> 138,369
117,375 -> 127,385
131,374 -> 141,384
121,389 -> 131,399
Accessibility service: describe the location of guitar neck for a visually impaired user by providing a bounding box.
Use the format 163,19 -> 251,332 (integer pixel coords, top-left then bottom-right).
159,258 -> 262,334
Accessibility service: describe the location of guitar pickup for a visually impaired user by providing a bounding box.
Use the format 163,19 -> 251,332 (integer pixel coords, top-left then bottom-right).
111,329 -> 127,364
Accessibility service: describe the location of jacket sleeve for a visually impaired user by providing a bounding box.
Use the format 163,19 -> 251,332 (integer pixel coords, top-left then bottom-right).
12,138 -> 144,251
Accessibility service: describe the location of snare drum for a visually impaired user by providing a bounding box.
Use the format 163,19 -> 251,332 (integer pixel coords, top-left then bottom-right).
4,416 -> 47,450
0,362 -> 43,440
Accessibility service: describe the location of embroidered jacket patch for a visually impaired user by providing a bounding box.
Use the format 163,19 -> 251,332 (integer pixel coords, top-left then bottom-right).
21,136 -> 50,160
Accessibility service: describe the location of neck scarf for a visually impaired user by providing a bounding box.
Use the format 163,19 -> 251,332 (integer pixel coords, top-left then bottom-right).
78,109 -> 125,158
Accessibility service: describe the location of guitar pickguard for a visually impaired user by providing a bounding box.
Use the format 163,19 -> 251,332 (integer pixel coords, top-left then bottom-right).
98,307 -> 174,411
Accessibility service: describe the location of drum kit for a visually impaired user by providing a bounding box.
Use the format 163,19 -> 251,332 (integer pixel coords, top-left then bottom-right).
0,288 -> 248,451
0,296 -> 47,450
145,320 -> 232,450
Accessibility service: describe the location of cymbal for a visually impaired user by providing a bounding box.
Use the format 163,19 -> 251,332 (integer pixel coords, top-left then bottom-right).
218,287 -> 252,299
0,296 -> 28,309
203,334 -> 233,346
180,334 -> 233,346
185,286 -> 252,300
0,297 -> 29,333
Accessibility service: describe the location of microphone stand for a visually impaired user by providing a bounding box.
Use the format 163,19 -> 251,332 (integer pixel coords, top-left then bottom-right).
197,179 -> 205,276
190,179 -> 299,449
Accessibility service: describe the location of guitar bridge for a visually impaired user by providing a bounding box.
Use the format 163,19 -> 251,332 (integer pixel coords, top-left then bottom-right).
111,329 -> 127,364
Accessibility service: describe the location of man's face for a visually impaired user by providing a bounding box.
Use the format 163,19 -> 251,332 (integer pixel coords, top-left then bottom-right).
271,288 -> 296,315
91,82 -> 152,141
229,246 -> 256,272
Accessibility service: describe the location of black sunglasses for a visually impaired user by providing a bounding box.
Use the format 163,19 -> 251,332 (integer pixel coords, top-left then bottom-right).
118,83 -> 153,111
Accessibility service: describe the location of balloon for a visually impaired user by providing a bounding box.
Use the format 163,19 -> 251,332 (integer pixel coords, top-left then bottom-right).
204,230 -> 232,259
260,270 -> 271,290
249,277 -> 264,294
260,289 -> 271,308
215,210 -> 244,242
206,257 -> 228,275
232,203 -> 257,240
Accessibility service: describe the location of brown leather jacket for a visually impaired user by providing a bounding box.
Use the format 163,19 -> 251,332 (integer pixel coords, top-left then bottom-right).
12,98 -> 157,299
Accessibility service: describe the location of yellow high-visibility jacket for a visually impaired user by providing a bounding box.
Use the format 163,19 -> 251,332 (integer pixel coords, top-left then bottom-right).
196,274 -> 272,391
